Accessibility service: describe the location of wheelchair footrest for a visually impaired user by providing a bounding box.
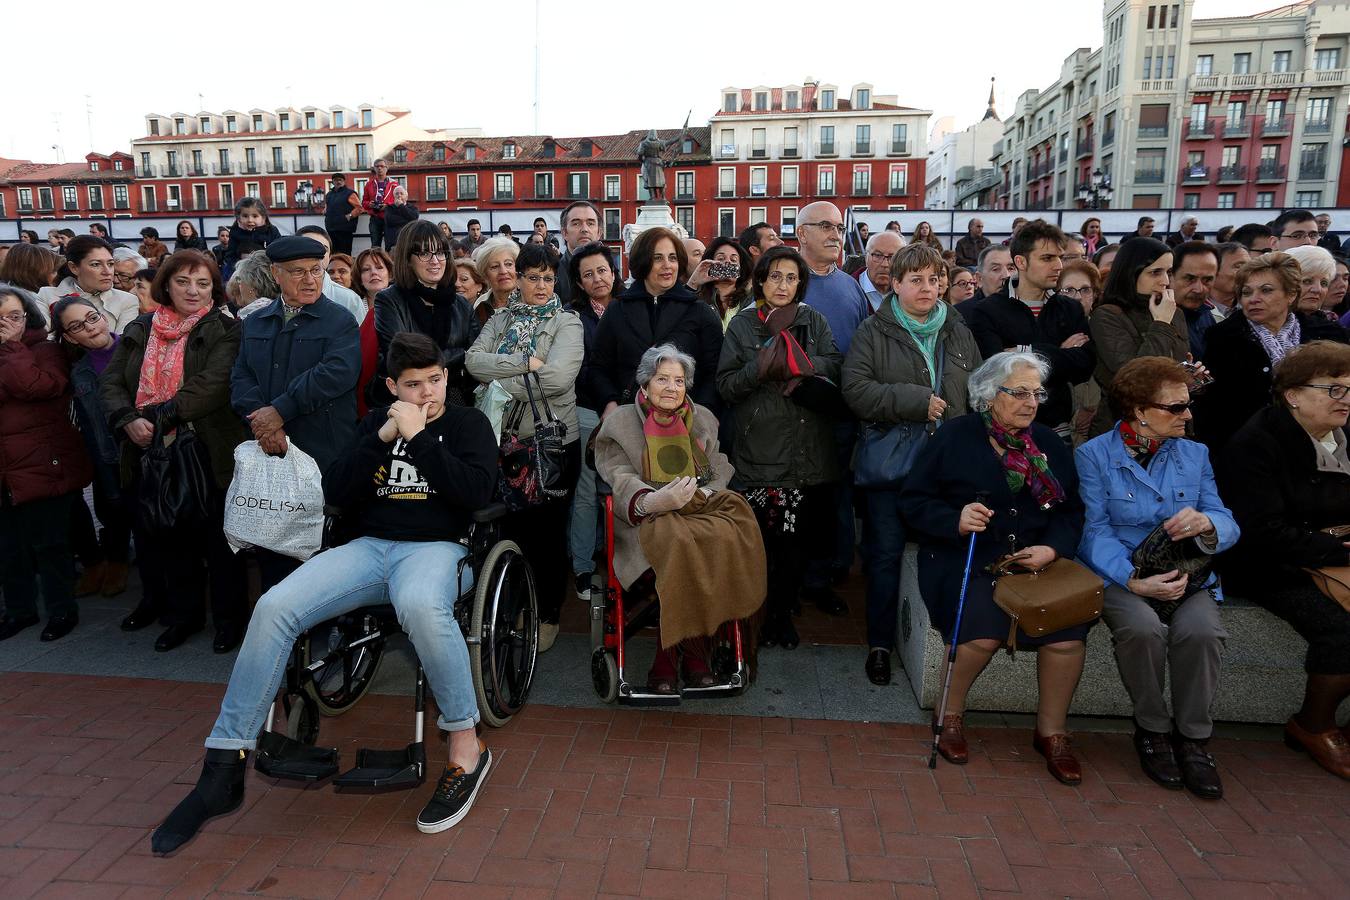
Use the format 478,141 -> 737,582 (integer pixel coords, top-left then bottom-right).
254,731 -> 340,782
334,743 -> 426,789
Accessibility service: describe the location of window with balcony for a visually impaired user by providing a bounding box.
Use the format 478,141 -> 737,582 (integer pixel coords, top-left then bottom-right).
113,185 -> 128,209
166,185 -> 181,210
457,174 -> 477,199
854,124 -> 872,155
751,128 -> 767,158
1264,98 -> 1288,134
269,182 -> 285,207
1300,143 -> 1328,180
87,186 -> 103,210
216,149 -> 229,173
1233,52 -> 1251,75
1134,148 -> 1167,183
1195,55 -> 1213,76
723,93 -> 737,113
891,123 -> 908,155
780,206 -> 797,237
426,176 -> 447,201
1143,48 -> 1153,79
534,172 -> 553,199
494,173 -> 513,200
1189,101 -> 1209,135
783,126 -> 799,157
718,209 -> 735,238
675,171 -> 694,201
821,89 -> 835,110
1306,97 -> 1333,133
1138,104 -> 1170,138
502,142 -> 516,159
1273,51 -> 1291,73
1225,100 -> 1248,136
299,147 -> 313,172
852,166 -> 871,195
165,150 -> 179,175
245,148 -> 258,173
819,125 -> 835,155
750,167 -> 767,196
1315,48 -> 1341,70
818,167 -> 835,195
782,166 -> 799,196
219,183 -> 233,210
140,186 -> 154,212
191,184 -> 207,211
605,174 -> 621,201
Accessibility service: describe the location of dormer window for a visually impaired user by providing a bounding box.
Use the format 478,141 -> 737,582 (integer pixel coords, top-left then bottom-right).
723,93 -> 737,113
361,108 -> 373,127
253,114 -> 264,131
503,142 -> 517,159
226,115 -> 237,132
114,160 -> 124,171
174,118 -> 185,134
754,91 -> 768,111
579,139 -> 593,155
682,138 -> 693,154
393,147 -> 408,163
148,120 -> 160,136
542,139 -> 556,158
856,88 -> 871,110
821,89 -> 836,110
466,145 -> 477,161
433,145 -> 445,162
90,161 -> 100,171
199,117 -> 211,133
278,113 -> 290,129
786,90 -> 799,109
333,110 -> 344,127
305,112 -> 316,129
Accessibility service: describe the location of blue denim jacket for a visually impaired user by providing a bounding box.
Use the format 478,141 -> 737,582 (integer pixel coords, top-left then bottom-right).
1075,427 -> 1239,593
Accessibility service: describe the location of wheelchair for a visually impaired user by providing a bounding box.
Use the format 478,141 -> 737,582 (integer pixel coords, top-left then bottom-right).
252,501 -> 538,789
589,485 -> 750,707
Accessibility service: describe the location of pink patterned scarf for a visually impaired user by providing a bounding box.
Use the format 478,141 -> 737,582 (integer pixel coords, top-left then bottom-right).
135,305 -> 209,408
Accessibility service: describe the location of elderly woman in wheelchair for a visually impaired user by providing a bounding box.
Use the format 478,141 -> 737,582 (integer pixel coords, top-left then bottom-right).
592,343 -> 766,701
152,332 -> 533,853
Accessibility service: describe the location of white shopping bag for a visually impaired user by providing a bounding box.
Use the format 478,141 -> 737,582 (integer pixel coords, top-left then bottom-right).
223,440 -> 326,561
475,379 -> 513,439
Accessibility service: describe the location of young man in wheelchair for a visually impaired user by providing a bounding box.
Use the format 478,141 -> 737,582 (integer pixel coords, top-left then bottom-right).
153,332 -> 501,853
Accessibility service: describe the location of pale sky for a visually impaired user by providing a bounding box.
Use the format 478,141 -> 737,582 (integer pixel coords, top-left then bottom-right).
3,0 -> 1288,163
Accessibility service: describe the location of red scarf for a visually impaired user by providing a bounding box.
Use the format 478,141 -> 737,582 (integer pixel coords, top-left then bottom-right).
755,300 -> 815,394
1118,419 -> 1163,466
135,305 -> 209,408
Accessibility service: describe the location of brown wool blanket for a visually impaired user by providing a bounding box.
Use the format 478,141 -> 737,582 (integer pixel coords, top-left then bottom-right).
638,490 -> 767,649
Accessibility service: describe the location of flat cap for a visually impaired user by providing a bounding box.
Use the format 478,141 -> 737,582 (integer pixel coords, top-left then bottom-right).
265,236 -> 326,263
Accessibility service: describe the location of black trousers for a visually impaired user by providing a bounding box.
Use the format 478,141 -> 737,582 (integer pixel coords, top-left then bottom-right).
502,441 -> 582,625
136,493 -> 248,630
368,218 -> 385,253
70,477 -> 132,566
330,230 -> 355,256
0,491 -> 78,618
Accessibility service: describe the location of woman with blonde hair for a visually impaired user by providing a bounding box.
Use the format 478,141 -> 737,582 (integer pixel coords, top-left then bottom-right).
472,236 -> 520,325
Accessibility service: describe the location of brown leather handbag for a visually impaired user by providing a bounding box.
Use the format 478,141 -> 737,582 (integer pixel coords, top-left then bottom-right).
990,556 -> 1105,653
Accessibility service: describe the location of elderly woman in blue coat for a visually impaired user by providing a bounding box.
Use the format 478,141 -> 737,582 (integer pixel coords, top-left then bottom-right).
1076,356 -> 1239,800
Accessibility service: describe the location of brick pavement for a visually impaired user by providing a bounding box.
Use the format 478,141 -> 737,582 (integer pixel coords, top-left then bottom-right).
1,671 -> 1347,898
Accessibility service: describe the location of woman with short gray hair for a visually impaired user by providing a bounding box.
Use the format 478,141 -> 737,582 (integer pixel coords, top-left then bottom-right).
594,342 -> 765,696
229,251 -> 281,318
900,350 -> 1089,786
1285,244 -> 1339,319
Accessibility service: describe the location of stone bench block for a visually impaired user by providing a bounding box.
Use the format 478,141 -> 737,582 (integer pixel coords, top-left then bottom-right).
895,545 -> 1310,725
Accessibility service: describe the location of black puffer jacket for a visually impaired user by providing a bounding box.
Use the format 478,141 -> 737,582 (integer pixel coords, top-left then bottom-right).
369,284 -> 478,406
716,303 -> 841,489
591,282 -> 723,409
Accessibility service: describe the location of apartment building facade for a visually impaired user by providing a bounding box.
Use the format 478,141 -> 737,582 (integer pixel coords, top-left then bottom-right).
992,0 -> 1350,211
925,85 -> 1004,209
0,153 -> 138,220
706,80 -> 930,238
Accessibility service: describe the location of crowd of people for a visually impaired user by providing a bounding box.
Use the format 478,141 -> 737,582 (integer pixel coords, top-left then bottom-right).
1,195 -> 1349,849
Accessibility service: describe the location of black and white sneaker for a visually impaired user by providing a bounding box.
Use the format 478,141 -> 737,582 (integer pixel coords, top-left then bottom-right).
416,742 -> 492,834
575,572 -> 592,602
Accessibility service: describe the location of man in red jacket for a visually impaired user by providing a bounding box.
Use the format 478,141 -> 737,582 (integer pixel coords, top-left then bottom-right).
362,159 -> 397,251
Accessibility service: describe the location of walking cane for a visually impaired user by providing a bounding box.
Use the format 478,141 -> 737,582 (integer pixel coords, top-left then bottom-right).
928,493 -> 988,769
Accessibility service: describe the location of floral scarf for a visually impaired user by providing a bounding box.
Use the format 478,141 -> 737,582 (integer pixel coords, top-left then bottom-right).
1249,313 -> 1301,365
983,410 -> 1064,510
135,305 -> 210,408
1117,419 -> 1163,469
637,389 -> 711,485
495,291 -> 562,356
890,295 -> 947,391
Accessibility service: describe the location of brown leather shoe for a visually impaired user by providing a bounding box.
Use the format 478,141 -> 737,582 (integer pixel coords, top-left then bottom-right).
935,714 -> 968,764
74,562 -> 105,598
1285,717 -> 1350,780
1033,731 -> 1082,785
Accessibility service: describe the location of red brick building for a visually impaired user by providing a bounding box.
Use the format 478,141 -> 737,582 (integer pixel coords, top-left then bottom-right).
1,153 -> 138,220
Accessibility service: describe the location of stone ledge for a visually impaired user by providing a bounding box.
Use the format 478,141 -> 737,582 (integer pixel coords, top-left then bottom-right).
895,545 -> 1313,725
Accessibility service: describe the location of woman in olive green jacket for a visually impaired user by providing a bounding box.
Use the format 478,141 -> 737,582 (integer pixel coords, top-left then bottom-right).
841,243 -> 981,686
716,247 -> 842,649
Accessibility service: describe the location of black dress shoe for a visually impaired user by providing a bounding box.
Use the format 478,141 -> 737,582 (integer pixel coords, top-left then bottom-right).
121,601 -> 159,632
865,648 -> 891,686
1133,727 -> 1183,790
0,612 -> 40,641
777,617 -> 800,650
1174,736 -> 1223,800
212,624 -> 244,654
155,624 -> 203,653
805,587 -> 849,617
40,611 -> 79,642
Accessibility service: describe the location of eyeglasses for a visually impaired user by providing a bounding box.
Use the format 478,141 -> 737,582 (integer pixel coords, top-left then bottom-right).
1302,383 -> 1350,400
766,271 -> 800,285
803,222 -> 846,235
522,274 -> 556,285
0,312 -> 26,325
1282,230 -> 1316,242
1057,286 -> 1095,298
412,250 -> 447,261
867,251 -> 895,263
997,386 -> 1049,403
279,265 -> 324,281
1148,401 -> 1194,415
63,311 -> 104,334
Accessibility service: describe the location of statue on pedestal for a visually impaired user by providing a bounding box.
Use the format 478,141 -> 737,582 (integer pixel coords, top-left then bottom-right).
636,115 -> 690,203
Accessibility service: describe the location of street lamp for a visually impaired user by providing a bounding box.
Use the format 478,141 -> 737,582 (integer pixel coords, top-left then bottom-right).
292,180 -> 325,213
1076,168 -> 1113,209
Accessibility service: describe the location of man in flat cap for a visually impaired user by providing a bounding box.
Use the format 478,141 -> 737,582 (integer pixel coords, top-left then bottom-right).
230,236 -> 362,587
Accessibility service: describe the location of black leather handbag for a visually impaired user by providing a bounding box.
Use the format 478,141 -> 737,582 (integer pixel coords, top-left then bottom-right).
136,415 -> 215,539
497,372 -> 569,512
1130,521 -> 1216,622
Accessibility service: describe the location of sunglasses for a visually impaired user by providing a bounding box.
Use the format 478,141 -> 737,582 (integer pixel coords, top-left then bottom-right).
1148,401 -> 1194,415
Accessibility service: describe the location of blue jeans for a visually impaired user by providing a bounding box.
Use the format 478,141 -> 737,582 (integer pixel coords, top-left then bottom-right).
861,489 -> 905,651
568,406 -> 603,577
206,536 -> 476,750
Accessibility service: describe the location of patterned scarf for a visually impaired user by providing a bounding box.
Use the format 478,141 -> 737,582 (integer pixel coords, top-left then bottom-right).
496,292 -> 562,356
982,410 -> 1065,510
890,294 -> 947,391
754,300 -> 815,392
135,304 -> 210,408
1248,313 -> 1301,365
1118,419 -> 1163,468
637,389 -> 711,485
590,296 -> 608,320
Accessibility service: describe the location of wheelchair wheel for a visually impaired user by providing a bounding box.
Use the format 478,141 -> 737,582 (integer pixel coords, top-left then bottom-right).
284,694 -> 321,746
591,649 -> 618,704
300,616 -> 387,717
471,540 -> 538,727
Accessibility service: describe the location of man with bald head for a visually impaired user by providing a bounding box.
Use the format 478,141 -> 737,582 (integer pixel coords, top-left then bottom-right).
796,200 -> 870,613
858,231 -> 904,312
954,218 -> 989,267
682,237 -> 705,268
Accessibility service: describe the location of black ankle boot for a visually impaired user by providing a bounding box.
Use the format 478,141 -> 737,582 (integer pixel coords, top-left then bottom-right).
151,748 -> 247,855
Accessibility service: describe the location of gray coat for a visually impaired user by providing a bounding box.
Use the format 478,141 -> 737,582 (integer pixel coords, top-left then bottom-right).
716,303 -> 842,488
593,399 -> 734,589
466,304 -> 584,443
842,301 -> 981,425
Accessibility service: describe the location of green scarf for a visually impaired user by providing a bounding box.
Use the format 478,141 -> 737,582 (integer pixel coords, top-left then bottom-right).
495,291 -> 562,356
889,295 -> 947,390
